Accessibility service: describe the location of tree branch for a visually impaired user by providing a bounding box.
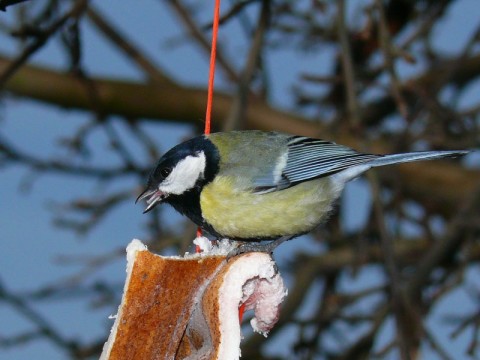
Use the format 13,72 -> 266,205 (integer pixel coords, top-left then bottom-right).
0,0 -> 88,87
86,5 -> 175,85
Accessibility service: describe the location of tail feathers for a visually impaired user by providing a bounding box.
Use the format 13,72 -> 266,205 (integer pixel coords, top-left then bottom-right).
332,150 -> 469,185
368,150 -> 469,168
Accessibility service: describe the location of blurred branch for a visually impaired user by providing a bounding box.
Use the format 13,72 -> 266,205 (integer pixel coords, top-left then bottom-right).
2,48 -> 479,137
0,279 -> 80,355
399,1 -> 450,49
0,134 -> 140,178
337,303 -> 389,360
0,0 -> 30,12
447,308 -> 480,357
1,50 -> 479,136
86,5 -> 175,85
167,0 -> 239,82
423,325 -> 453,360
362,52 -> 480,127
0,52 -> 316,133
223,0 -> 269,131
0,276 -> 117,358
0,0 -> 88,87
337,0 -> 360,127
202,0 -> 258,29
406,186 -> 480,298
52,190 -> 131,235
369,172 -> 418,360
242,234 -> 480,357
375,0 -> 409,120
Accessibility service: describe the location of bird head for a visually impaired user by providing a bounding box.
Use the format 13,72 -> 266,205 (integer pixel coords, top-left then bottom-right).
136,136 -> 219,213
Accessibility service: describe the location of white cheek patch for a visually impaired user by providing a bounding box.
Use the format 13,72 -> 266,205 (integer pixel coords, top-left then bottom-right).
159,152 -> 206,195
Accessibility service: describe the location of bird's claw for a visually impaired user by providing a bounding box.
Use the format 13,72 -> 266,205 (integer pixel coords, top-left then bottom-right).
226,236 -> 292,260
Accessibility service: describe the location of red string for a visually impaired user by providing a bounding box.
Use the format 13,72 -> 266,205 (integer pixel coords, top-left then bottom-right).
204,0 -> 221,135
238,303 -> 246,324
196,0 -> 221,252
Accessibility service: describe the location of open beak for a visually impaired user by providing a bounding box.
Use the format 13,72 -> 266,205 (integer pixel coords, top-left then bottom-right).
135,188 -> 167,213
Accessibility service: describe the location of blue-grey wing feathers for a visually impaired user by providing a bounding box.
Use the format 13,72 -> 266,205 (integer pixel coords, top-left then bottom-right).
281,137 -> 379,184
253,135 -> 468,194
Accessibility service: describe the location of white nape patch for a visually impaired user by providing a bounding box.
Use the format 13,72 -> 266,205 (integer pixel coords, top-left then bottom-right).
273,151 -> 288,184
159,152 -> 206,195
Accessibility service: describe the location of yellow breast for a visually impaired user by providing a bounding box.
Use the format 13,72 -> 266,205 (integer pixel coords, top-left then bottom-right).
200,176 -> 336,239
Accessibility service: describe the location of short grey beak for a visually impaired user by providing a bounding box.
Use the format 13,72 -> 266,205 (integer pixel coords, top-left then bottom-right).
136,188 -> 166,213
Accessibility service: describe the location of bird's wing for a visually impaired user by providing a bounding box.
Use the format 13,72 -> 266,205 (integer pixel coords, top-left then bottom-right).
253,136 -> 380,194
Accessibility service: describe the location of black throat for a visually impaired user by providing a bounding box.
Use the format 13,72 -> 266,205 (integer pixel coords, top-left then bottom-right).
164,136 -> 220,236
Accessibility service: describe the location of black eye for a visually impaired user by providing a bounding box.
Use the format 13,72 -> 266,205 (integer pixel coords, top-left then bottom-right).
160,167 -> 171,178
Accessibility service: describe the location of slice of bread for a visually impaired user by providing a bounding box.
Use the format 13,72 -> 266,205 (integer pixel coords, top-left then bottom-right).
100,239 -> 287,359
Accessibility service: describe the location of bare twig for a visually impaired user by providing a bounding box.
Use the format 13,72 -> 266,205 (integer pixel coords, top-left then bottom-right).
0,279 -> 80,354
368,172 -> 417,360
337,0 -> 360,127
52,190 -> 131,235
407,187 -> 480,297
202,0 -> 258,29
423,326 -> 453,360
167,0 -> 239,82
375,0 -> 409,120
0,134 -> 140,178
223,0 -> 269,131
86,5 -> 174,85
0,0 -> 88,88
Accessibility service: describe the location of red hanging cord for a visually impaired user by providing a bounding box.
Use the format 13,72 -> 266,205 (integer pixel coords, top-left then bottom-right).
196,0 -> 221,252
204,0 -> 221,135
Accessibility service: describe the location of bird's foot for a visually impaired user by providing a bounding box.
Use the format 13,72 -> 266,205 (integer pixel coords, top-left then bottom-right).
226,236 -> 292,260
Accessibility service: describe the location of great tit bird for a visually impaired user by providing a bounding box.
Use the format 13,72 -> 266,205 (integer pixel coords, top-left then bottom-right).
136,130 -> 468,253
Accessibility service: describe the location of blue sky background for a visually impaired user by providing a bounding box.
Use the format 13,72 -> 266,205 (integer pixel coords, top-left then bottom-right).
1,0 -> 479,359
